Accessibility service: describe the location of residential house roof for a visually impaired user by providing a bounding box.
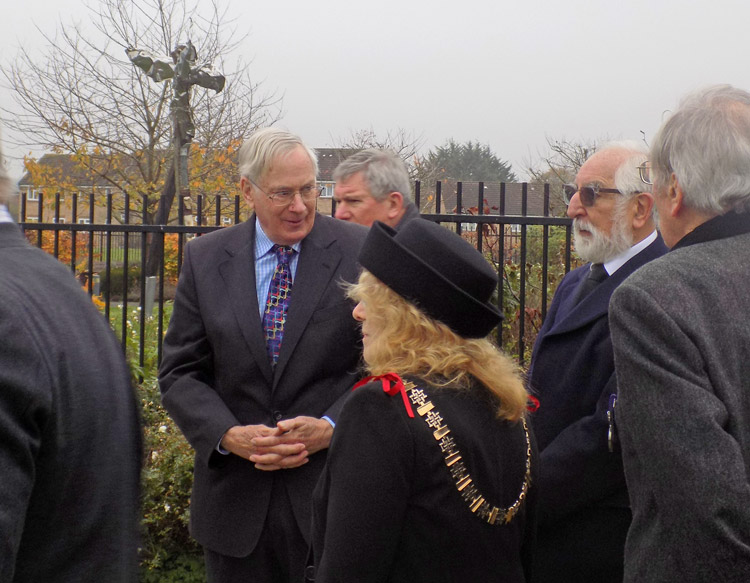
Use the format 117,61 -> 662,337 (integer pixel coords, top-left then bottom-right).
18,153 -> 114,189
314,148 -> 359,181
421,180 -> 555,217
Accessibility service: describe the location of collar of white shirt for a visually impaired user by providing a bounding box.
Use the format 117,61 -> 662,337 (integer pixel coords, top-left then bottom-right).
603,230 -> 658,276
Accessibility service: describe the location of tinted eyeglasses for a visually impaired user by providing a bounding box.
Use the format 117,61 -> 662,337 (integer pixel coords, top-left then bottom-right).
562,184 -> 622,207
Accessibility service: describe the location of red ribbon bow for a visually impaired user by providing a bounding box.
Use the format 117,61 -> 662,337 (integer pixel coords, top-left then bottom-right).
352,373 -> 415,418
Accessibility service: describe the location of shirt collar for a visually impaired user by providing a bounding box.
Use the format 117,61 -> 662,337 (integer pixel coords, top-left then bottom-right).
603,230 -> 657,275
0,205 -> 14,224
254,217 -> 302,259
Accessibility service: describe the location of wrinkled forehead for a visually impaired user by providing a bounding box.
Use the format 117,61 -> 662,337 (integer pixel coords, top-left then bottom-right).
576,149 -> 631,186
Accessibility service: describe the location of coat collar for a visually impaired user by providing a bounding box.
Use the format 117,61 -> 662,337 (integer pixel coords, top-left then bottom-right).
217,218 -> 273,383
671,211 -> 750,251
546,235 -> 668,336
0,222 -> 27,248
394,202 -> 420,231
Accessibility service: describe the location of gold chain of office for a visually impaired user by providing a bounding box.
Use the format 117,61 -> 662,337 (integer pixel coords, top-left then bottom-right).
404,381 -> 532,525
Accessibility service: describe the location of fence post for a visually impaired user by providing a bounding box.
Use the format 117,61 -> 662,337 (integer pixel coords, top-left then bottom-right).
145,276 -> 157,319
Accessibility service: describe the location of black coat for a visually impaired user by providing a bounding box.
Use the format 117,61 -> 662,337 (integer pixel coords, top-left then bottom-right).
0,223 -> 142,582
311,378 -> 538,583
159,214 -> 367,556
527,236 -> 667,581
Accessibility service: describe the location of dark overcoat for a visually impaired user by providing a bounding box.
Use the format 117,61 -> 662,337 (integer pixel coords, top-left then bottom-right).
527,236 -> 666,581
159,213 -> 367,557
611,214 -> 750,582
0,223 -> 141,582
311,378 -> 538,583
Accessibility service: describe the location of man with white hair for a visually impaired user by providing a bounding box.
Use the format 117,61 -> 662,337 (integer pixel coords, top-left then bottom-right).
159,128 -> 367,582
527,142 -> 667,582
333,148 -> 419,229
610,85 -> 750,581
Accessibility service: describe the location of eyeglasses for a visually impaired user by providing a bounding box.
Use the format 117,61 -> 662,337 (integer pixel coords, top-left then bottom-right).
562,184 -> 622,207
249,179 -> 323,206
637,162 -> 652,185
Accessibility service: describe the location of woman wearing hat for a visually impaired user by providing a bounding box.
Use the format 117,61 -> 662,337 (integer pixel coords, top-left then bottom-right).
309,219 -> 537,582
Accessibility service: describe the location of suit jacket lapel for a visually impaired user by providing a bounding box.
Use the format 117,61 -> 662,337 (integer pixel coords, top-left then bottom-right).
218,218 -> 274,384
273,215 -> 341,384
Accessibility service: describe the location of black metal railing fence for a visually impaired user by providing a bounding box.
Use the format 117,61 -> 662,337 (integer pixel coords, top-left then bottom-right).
18,181 -> 577,371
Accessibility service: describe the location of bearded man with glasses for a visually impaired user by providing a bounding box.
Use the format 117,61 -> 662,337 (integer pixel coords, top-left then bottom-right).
527,142 -> 666,582
159,127 -> 368,583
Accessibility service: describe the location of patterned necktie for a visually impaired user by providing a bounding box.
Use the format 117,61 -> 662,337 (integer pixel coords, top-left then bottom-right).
263,245 -> 294,364
573,263 -> 608,305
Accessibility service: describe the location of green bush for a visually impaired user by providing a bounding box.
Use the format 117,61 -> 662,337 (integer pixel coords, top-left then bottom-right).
101,265 -> 142,297
101,302 -> 204,580
138,378 -> 204,582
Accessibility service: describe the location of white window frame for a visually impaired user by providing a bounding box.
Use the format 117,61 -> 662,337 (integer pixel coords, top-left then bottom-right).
77,218 -> 91,225
27,189 -> 39,201
319,181 -> 335,199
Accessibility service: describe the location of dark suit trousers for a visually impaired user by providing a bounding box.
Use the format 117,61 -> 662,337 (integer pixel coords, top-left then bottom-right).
204,474 -> 307,583
533,506 -> 631,583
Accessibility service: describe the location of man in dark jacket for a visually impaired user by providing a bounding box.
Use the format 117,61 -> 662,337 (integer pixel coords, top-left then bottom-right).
527,141 -> 667,582
159,128 -> 367,582
333,148 -> 419,229
0,144 -> 142,582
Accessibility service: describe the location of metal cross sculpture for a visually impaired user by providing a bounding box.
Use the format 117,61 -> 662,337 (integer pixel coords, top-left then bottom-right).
127,40 -> 225,215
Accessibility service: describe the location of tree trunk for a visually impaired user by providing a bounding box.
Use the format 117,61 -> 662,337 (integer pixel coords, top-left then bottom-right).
145,160 -> 176,277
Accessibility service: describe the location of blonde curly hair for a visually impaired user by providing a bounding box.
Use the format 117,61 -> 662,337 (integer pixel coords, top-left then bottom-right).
349,270 -> 529,421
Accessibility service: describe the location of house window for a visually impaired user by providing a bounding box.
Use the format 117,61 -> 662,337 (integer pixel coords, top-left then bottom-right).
26,216 -> 39,222
78,218 -> 91,225
460,211 -> 478,232
319,181 -> 335,199
27,190 -> 39,201
221,216 -> 232,225
52,217 -> 67,224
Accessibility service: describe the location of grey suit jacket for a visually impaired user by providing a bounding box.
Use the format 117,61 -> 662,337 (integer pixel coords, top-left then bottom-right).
610,215 -> 750,582
0,223 -> 141,582
159,213 -> 367,557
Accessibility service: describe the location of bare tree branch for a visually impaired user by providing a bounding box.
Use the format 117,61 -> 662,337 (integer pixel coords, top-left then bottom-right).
332,127 -> 425,178
1,0 -> 281,223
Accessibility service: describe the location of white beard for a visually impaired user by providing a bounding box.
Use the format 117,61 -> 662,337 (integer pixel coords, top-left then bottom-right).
572,210 -> 633,264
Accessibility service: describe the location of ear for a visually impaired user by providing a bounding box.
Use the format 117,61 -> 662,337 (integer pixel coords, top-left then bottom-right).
240,177 -> 255,207
385,191 -> 404,220
666,173 -> 685,218
631,191 -> 655,229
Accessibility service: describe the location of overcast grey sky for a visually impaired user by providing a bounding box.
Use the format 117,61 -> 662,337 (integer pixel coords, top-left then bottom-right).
2,0 -> 748,181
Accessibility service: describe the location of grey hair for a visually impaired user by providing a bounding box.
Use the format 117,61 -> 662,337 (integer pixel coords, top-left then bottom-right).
650,84 -> 750,214
332,148 -> 413,203
597,140 -> 653,217
238,127 -> 318,183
